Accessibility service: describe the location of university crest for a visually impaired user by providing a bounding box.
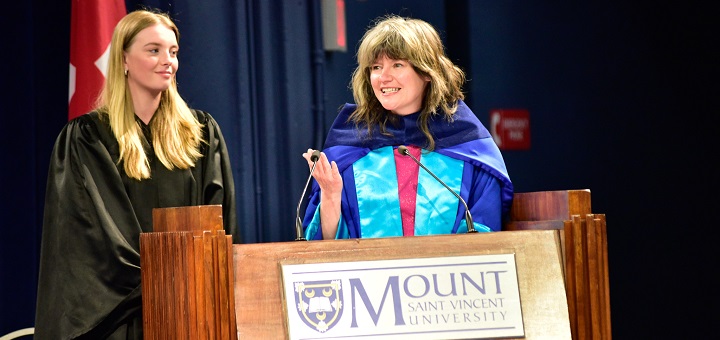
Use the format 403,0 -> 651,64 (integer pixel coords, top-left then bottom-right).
294,280 -> 343,332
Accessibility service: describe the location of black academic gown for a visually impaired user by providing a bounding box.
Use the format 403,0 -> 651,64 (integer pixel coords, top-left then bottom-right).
34,110 -> 237,339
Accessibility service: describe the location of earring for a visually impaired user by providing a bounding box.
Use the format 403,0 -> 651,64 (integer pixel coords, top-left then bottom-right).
124,69 -> 128,76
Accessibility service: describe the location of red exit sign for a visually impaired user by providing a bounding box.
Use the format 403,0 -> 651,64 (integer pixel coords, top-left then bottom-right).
489,109 -> 531,150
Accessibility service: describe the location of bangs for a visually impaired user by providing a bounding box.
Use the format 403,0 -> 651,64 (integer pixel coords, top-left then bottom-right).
359,28 -> 415,68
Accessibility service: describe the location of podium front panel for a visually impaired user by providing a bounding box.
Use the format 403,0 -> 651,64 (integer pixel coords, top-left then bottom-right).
233,230 -> 570,339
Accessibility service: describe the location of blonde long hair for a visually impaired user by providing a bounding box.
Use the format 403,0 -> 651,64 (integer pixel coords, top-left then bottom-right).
350,15 -> 466,150
97,9 -> 203,180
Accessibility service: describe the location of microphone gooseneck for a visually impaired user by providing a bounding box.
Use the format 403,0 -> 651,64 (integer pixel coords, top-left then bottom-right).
295,150 -> 321,241
397,145 -> 477,233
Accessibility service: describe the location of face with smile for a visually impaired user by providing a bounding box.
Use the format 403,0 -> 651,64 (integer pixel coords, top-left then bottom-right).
370,55 -> 429,116
123,24 -> 178,98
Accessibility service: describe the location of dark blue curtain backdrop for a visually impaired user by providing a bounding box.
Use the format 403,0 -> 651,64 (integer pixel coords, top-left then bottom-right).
1,0 -> 714,338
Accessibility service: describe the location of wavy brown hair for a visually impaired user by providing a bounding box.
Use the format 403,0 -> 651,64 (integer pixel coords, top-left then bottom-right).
350,15 -> 466,150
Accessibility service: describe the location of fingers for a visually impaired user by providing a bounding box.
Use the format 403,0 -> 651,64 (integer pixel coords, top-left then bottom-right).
302,149 -> 340,190
330,160 -> 340,176
302,148 -> 331,174
315,152 -> 332,175
302,148 -> 314,164
302,148 -> 320,168
327,160 -> 343,193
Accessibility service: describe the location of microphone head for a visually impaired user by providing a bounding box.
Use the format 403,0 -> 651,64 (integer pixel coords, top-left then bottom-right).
311,150 -> 321,162
397,145 -> 408,155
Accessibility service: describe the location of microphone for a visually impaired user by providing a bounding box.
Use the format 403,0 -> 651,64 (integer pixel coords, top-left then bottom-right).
397,145 -> 477,233
295,150 -> 321,241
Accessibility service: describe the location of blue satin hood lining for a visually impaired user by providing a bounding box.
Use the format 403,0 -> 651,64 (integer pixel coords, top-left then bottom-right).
353,146 -> 463,237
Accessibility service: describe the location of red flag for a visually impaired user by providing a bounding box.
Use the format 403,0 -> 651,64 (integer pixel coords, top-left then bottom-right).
68,0 -> 126,120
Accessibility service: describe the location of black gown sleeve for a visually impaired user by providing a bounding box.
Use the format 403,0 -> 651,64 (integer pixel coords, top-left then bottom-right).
34,113 -> 144,339
194,110 -> 239,242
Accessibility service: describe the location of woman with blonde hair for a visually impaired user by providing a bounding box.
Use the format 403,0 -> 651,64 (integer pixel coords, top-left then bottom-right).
35,9 -> 237,339
302,15 -> 512,240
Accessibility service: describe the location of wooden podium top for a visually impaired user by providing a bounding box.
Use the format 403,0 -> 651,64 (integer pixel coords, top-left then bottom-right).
152,204 -> 223,234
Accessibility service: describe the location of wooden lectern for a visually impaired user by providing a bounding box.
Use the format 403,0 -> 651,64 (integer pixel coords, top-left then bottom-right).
504,189 -> 611,339
141,189 -> 609,339
140,205 -> 236,340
